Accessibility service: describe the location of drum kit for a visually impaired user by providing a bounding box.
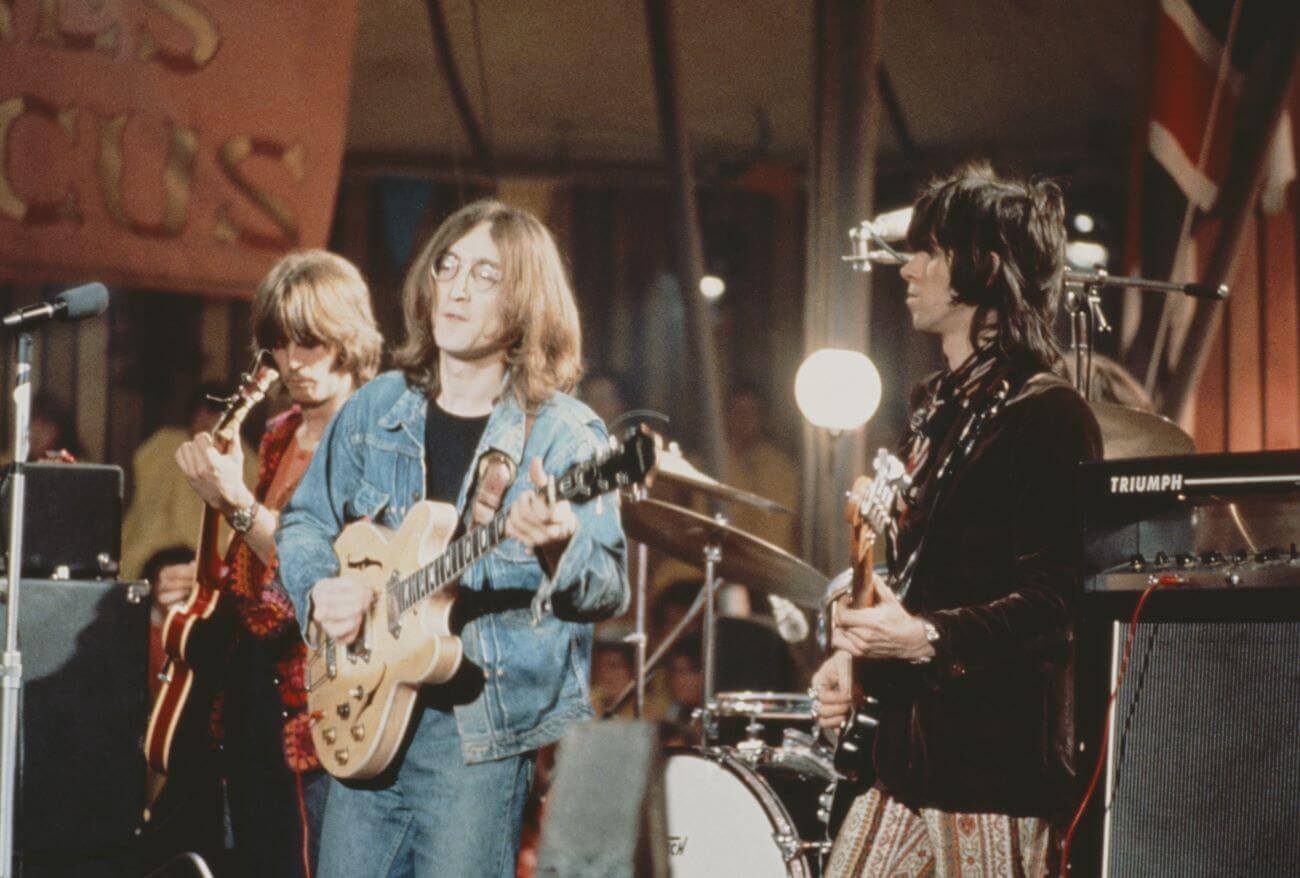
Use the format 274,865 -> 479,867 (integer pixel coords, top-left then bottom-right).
615,441 -> 840,877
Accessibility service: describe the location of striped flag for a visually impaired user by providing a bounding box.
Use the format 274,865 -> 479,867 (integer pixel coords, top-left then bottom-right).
1122,0 -> 1294,384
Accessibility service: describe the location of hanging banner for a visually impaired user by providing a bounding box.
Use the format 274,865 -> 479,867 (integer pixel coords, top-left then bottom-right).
0,0 -> 359,297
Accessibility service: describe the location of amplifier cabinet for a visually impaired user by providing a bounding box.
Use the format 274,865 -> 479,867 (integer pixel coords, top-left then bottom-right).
1098,622 -> 1300,878
2,578 -> 149,876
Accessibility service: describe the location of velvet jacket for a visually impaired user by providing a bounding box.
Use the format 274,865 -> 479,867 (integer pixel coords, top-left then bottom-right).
871,371 -> 1102,819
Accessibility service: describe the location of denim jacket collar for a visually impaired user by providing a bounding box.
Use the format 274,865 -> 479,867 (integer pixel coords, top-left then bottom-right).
375,377 -> 529,470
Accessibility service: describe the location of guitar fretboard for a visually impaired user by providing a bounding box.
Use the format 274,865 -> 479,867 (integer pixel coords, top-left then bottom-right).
388,510 -> 511,616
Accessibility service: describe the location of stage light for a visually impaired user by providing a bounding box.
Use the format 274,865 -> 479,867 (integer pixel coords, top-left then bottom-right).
699,274 -> 726,300
1066,240 -> 1109,269
1073,213 -> 1095,234
794,348 -> 881,434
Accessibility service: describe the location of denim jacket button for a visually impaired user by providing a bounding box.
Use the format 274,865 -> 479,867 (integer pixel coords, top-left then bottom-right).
496,668 -> 506,678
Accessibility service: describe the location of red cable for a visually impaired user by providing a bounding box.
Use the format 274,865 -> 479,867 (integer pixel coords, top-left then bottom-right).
295,766 -> 312,878
1059,580 -> 1171,876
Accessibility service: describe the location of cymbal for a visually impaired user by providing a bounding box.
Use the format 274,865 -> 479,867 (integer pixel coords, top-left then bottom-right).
1090,401 -> 1196,459
620,496 -> 825,608
653,444 -> 793,514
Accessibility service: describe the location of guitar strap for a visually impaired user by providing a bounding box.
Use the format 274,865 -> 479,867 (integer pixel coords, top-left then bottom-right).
467,413 -> 536,527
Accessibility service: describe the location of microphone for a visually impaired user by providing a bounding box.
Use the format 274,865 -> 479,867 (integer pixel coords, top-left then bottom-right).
3,283 -> 109,331
767,594 -> 810,643
845,207 -> 914,272
864,206 -> 913,242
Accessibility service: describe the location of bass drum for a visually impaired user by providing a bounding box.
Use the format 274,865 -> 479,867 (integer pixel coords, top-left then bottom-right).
665,745 -> 834,877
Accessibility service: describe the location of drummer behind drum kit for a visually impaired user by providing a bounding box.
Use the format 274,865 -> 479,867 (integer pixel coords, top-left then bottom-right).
618,441 -> 842,877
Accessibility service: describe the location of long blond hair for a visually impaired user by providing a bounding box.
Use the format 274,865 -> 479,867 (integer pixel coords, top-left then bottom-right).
394,200 -> 583,410
251,249 -> 383,386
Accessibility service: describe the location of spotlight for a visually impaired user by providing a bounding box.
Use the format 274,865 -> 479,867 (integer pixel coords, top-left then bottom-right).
794,349 -> 881,434
699,275 -> 726,300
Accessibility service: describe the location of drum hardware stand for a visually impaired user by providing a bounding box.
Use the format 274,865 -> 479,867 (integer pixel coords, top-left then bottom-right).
774,833 -> 832,866
698,521 -> 726,747
602,566 -> 716,719
1065,273 -> 1111,402
625,540 -> 650,717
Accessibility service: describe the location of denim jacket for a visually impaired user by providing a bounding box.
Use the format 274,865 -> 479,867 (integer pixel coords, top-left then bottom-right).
276,371 -> 629,764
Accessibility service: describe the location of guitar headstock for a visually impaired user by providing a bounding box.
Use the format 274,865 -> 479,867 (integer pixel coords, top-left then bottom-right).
556,424 -> 658,504
211,354 -> 280,448
845,448 -> 910,537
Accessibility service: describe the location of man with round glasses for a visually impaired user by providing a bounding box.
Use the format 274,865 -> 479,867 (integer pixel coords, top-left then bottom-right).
277,200 -> 629,877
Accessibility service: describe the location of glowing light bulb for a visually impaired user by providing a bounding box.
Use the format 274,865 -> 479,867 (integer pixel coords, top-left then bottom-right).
795,349 -> 882,433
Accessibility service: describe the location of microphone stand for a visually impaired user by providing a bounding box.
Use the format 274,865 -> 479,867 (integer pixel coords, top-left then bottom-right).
1061,269 -> 1227,400
842,222 -> 1229,401
0,332 -> 33,877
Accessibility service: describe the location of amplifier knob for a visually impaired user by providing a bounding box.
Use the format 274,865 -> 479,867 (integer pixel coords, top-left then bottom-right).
337,703 -> 351,719
352,723 -> 366,741
1153,551 -> 1169,567
334,749 -> 349,766
322,728 -> 337,744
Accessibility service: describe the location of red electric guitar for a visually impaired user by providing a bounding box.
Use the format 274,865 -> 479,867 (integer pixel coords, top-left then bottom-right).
143,360 -> 278,814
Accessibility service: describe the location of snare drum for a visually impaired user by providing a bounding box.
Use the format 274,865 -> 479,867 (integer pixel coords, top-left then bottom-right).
665,742 -> 836,877
708,691 -> 817,747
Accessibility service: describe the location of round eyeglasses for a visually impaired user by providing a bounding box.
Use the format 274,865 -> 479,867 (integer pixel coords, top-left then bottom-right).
432,252 -> 503,294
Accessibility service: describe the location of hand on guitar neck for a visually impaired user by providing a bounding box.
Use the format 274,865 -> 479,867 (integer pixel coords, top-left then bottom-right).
309,457 -> 576,647
830,572 -> 935,663
176,430 -> 255,517
502,457 -> 577,574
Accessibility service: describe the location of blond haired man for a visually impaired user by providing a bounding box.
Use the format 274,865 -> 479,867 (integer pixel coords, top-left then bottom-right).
166,249 -> 383,876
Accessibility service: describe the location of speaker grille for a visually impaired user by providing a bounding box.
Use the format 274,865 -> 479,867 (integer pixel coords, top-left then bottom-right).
1106,623 -> 1300,877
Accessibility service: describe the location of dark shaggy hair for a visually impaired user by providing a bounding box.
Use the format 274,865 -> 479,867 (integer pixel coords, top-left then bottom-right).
905,163 -> 1068,372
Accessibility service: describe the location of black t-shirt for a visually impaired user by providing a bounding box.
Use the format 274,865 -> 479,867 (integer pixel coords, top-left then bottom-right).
424,401 -> 489,504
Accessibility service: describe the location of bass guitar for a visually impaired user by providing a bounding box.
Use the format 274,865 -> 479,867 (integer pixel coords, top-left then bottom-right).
307,425 -> 656,779
143,360 -> 278,812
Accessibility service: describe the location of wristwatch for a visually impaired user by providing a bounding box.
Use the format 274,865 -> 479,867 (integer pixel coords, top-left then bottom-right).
228,500 -> 260,534
923,620 -> 940,645
913,619 -> 940,664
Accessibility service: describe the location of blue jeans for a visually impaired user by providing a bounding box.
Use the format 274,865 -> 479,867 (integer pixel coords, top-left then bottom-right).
316,704 -> 534,878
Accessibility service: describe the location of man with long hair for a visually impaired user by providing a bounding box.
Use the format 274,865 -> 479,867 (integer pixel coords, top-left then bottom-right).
277,201 -> 628,877
812,165 -> 1102,877
167,250 -> 383,875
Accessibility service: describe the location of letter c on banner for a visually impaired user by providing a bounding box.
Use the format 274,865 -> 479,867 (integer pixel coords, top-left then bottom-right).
0,94 -> 81,225
97,112 -> 198,238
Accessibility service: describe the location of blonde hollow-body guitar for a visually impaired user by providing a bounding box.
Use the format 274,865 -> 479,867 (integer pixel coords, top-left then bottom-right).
307,426 -> 656,779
